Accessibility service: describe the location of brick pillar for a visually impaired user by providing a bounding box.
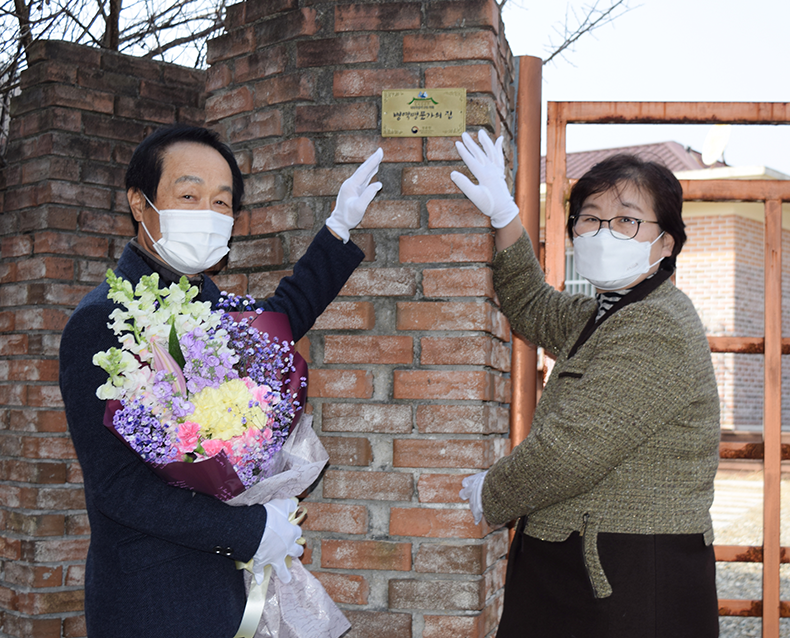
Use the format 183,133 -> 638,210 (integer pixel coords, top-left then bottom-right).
207,1 -> 515,635
0,41 -> 205,638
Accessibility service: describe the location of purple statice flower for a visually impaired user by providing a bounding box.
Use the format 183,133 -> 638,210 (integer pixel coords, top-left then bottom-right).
151,370 -> 175,402
180,326 -> 238,394
150,371 -> 195,422
113,399 -> 179,465
170,396 -> 194,419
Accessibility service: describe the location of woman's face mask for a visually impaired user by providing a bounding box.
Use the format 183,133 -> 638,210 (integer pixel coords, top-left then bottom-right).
141,195 -> 234,275
573,228 -> 665,291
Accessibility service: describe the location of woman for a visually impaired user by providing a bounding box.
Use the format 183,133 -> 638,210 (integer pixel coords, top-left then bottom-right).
454,130 -> 720,637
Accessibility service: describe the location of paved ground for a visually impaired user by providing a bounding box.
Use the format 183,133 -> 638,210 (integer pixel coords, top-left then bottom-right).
713,466 -> 790,637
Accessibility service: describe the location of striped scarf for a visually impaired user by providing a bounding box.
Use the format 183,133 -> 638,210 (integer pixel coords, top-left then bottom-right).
595,289 -> 630,322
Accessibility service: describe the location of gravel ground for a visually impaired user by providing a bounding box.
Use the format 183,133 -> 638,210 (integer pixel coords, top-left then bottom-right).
713,466 -> 790,637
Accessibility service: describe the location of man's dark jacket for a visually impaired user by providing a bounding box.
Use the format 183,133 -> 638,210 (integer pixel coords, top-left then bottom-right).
59,227 -> 363,637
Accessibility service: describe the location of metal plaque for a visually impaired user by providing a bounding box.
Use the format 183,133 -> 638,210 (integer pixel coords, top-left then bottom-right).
381,88 -> 466,137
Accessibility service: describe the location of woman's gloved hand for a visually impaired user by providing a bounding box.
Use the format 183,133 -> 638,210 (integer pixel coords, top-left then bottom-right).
459,470 -> 488,525
326,148 -> 384,242
451,129 -> 519,228
253,498 -> 304,585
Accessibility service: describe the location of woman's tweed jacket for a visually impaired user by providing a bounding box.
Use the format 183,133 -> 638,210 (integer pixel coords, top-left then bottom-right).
481,232 -> 720,598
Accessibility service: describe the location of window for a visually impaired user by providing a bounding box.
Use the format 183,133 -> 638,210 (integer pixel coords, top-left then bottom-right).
565,249 -> 595,297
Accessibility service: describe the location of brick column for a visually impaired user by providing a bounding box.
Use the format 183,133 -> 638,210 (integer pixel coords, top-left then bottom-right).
0,41 -> 205,638
207,1 -> 515,636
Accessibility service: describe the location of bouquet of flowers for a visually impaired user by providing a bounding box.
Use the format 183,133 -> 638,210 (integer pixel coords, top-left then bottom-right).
94,270 -> 307,498
93,271 -> 350,638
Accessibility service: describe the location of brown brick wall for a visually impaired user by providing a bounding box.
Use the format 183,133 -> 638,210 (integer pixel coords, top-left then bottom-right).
1,0 -> 515,635
206,1 -> 514,635
677,210 -> 790,431
0,40 -> 206,638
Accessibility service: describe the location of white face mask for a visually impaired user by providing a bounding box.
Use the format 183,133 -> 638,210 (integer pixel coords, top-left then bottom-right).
573,228 -> 666,291
141,195 -> 234,274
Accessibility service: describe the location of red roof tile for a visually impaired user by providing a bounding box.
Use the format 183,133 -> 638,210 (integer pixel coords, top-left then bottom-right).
539,141 -> 727,182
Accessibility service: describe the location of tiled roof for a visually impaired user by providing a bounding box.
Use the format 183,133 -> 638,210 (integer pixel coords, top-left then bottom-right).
539,141 -> 727,183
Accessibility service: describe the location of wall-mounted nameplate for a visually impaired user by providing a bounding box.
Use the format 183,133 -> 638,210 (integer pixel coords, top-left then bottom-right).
381,88 -> 466,137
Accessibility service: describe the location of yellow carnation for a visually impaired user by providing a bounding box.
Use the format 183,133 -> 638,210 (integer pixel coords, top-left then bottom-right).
190,378 -> 267,441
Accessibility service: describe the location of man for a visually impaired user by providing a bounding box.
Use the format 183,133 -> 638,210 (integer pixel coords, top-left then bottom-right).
59,125 -> 382,637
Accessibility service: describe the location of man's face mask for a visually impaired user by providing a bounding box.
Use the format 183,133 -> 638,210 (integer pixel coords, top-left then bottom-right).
141,194 -> 234,275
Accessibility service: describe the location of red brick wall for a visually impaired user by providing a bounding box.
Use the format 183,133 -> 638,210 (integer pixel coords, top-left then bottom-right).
677,211 -> 790,431
0,40 -> 205,637
1,1 -> 516,636
205,1 -> 514,636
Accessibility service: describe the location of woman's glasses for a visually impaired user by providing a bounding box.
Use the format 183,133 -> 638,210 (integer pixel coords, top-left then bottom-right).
572,215 -> 660,240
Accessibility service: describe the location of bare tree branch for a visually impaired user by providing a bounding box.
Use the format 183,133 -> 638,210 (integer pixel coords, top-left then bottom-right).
543,0 -> 633,66
102,0 -> 122,49
141,21 -> 222,59
0,0 -> 231,159
13,0 -> 33,55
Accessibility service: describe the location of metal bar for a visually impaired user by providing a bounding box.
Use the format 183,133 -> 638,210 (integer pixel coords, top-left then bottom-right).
544,102 -> 567,290
719,599 -> 764,617
715,546 -> 790,563
719,441 -> 790,460
511,56 -> 543,449
708,337 -> 790,354
763,198 -> 783,638
719,441 -> 790,461
680,180 -> 790,202
719,441 -> 765,460
708,337 -> 765,354
539,178 -> 790,202
552,101 -> 790,124
718,600 -> 790,618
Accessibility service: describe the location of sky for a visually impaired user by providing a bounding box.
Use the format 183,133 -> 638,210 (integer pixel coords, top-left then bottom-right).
501,0 -> 790,175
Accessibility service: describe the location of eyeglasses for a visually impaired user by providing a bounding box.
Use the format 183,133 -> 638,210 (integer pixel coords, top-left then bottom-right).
572,214 -> 660,240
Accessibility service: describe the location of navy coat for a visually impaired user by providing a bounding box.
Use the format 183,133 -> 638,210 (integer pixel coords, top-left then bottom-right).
59,227 -> 364,637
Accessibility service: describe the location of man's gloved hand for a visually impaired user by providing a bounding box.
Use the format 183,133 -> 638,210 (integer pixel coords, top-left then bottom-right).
326,148 -> 384,242
459,470 -> 488,525
253,498 -> 304,585
450,129 -> 519,229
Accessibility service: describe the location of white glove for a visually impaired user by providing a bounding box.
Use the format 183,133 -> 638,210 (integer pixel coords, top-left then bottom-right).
450,129 -> 519,228
326,148 -> 384,243
253,498 -> 304,585
459,470 -> 488,525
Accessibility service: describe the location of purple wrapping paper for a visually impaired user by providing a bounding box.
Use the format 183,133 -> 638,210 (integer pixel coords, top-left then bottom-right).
102,311 -> 308,501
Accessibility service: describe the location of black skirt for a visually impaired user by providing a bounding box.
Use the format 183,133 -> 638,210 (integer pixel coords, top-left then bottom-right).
496,520 -> 719,638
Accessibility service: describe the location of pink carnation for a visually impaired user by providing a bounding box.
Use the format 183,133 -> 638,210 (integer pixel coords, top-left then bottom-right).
175,421 -> 200,455
251,384 -> 274,408
241,428 -> 259,446
202,438 -> 232,458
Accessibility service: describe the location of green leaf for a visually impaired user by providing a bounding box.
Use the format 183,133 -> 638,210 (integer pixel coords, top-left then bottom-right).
168,321 -> 186,370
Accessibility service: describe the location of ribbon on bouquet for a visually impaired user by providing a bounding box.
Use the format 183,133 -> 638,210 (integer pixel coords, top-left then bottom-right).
232,502 -> 307,638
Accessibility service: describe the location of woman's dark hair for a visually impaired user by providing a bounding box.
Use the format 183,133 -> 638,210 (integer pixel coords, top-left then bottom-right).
125,125 -> 244,230
566,154 -> 686,269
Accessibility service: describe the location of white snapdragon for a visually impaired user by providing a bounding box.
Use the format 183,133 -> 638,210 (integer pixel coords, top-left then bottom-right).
93,348 -> 144,400
95,269 -> 223,401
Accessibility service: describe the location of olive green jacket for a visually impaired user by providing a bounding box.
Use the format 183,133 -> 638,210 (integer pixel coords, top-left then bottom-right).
481,233 -> 720,597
